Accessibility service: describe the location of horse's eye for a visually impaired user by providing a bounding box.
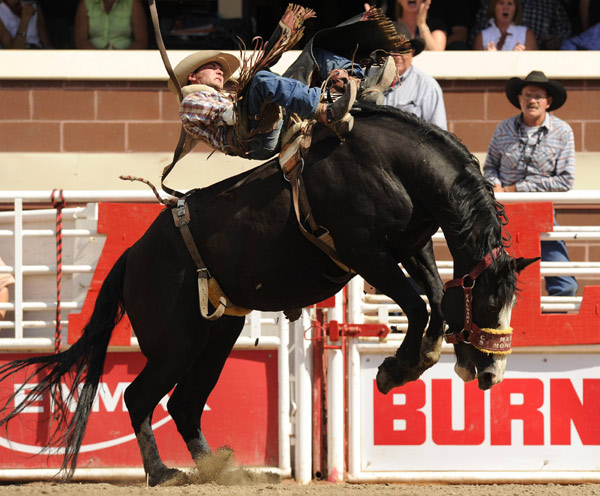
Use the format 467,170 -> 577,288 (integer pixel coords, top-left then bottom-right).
487,303 -> 499,314
486,298 -> 500,314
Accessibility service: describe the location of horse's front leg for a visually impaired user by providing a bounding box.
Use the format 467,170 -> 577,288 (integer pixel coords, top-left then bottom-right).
402,240 -> 445,371
353,255 -> 430,393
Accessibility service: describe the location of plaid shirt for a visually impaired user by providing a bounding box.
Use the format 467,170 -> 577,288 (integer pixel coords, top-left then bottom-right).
472,0 -> 571,45
483,113 -> 575,192
179,88 -> 235,152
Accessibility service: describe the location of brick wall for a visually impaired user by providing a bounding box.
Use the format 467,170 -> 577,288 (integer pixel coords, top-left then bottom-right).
443,79 -> 600,153
1,78 -> 599,154
0,80 -> 209,154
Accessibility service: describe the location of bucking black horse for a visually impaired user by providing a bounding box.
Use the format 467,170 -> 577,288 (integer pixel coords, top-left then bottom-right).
0,104 -> 536,485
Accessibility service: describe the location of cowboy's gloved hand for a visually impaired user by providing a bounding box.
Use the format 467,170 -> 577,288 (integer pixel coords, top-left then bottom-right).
328,69 -> 350,93
223,105 -> 237,125
279,4 -> 316,37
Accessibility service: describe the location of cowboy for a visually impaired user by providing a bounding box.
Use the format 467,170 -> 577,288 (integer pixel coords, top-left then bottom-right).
170,6 -> 406,162
483,70 -> 577,297
172,49 -> 359,161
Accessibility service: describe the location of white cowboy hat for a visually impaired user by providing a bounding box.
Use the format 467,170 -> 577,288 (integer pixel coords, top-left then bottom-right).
168,51 -> 240,95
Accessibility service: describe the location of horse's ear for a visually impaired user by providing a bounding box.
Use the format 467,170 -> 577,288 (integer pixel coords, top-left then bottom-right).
514,256 -> 540,273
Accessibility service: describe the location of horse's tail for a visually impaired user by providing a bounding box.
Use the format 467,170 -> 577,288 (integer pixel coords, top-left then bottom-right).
0,248 -> 130,480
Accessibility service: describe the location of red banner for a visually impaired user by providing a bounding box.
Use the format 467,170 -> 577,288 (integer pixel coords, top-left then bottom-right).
0,351 -> 278,469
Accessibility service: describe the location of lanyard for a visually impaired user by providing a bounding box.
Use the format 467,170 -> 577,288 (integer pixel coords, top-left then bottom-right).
517,118 -> 545,169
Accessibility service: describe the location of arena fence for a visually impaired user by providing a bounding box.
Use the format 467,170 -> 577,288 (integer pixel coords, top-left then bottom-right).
0,192 -> 309,482
0,191 -> 600,483
339,192 -> 600,483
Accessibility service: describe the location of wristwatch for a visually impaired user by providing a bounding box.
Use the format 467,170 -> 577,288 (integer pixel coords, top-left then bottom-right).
17,31 -> 27,37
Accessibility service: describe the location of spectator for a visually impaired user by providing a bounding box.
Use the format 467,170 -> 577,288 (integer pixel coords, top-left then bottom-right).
483,70 -> 577,297
74,0 -> 147,49
0,256 -> 14,321
473,0 -> 537,51
560,0 -> 600,50
471,0 -> 571,49
561,20 -> 600,49
429,0 -> 478,50
0,0 -> 51,48
379,21 -> 447,130
393,0 -> 447,51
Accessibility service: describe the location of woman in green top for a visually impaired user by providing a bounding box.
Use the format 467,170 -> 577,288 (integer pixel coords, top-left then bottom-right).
74,0 -> 147,49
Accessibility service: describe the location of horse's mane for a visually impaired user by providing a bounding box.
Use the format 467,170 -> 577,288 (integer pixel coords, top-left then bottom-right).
353,102 -> 471,158
355,104 -> 516,304
354,103 -> 509,259
448,168 -> 510,257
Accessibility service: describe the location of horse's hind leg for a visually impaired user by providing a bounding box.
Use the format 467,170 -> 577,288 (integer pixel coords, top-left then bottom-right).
124,360 -> 190,486
167,315 -> 245,465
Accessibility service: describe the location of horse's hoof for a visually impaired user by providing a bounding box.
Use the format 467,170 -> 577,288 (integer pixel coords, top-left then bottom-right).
376,356 -> 407,394
376,365 -> 394,394
376,355 -> 425,393
420,335 -> 443,368
454,361 -> 476,383
147,467 -> 188,487
283,308 -> 302,322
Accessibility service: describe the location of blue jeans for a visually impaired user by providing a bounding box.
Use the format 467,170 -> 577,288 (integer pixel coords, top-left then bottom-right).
245,70 -> 321,160
243,49 -> 362,160
541,239 -> 578,296
313,49 -> 364,81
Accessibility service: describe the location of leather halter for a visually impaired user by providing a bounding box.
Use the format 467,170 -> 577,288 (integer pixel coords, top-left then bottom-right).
443,247 -> 512,355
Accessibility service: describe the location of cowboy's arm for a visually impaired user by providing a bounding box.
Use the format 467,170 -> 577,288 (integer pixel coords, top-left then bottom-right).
179,91 -> 234,132
278,4 -> 316,40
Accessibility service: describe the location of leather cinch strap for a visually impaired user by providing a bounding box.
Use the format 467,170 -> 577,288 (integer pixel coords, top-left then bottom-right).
291,173 -> 354,274
280,122 -> 354,275
172,200 -> 228,321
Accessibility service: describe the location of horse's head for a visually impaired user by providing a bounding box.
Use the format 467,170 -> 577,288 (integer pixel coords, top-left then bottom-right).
442,250 -> 538,390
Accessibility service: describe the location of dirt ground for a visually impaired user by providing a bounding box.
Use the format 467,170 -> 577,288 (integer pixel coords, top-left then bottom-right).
1,454 -> 599,496
1,480 -> 600,496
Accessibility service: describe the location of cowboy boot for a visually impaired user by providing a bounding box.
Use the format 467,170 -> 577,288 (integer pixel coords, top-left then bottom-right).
316,79 -> 358,134
359,55 -> 395,105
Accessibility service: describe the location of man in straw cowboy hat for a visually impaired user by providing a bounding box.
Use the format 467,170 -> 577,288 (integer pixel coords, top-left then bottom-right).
171,5 -> 407,161
174,48 -> 358,161
483,70 -> 577,297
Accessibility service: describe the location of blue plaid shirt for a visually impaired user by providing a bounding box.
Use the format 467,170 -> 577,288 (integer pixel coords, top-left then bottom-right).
483,113 -> 575,192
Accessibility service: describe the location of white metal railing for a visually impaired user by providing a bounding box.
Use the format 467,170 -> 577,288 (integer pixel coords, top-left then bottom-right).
1,190 -> 600,339
345,191 -> 600,329
0,191 -> 299,481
